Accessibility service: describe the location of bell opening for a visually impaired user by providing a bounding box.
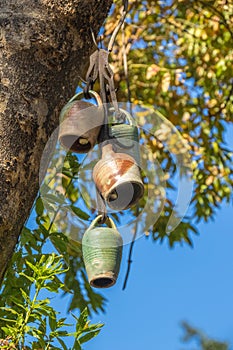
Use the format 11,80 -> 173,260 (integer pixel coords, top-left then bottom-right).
91,277 -> 115,288
107,182 -> 144,210
60,135 -> 91,153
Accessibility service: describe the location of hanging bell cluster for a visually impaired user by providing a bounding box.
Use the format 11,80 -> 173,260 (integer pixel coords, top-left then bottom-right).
58,91 -> 104,153
58,92 -> 145,288
59,94 -> 144,211
57,0 -> 144,289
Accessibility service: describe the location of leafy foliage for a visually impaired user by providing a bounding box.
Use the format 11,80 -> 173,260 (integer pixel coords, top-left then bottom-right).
0,154 -> 105,349
0,251 -> 103,349
104,0 -> 233,244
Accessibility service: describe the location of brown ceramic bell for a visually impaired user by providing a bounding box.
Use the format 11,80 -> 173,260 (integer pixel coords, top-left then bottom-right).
59,91 -> 104,153
93,143 -> 144,210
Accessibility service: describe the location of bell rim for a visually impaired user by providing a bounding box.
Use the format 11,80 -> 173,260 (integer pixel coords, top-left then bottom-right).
59,134 -> 92,153
106,180 -> 144,210
89,274 -> 117,289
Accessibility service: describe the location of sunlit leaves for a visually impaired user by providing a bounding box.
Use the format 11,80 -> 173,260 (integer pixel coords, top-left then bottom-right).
0,158 -> 106,348
104,0 -> 233,244
0,254 -> 103,349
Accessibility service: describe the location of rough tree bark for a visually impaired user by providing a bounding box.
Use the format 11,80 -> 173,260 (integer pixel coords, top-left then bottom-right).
0,0 -> 113,283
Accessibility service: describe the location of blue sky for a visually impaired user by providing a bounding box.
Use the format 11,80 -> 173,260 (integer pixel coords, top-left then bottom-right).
44,185 -> 233,350
85,201 -> 233,350
81,125 -> 233,350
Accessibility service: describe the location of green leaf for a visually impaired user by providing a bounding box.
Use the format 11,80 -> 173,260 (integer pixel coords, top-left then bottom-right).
20,288 -> 32,303
72,339 -> 82,350
19,272 -> 35,283
1,326 -> 13,336
43,193 -> 65,205
44,281 -> 61,293
67,239 -> 82,256
49,312 -> 57,332
79,329 -> 102,344
26,260 -> 39,273
70,205 -> 90,220
10,297 -> 28,311
0,307 -> 19,316
74,308 -> 88,334
57,337 -> 69,350
62,169 -> 74,178
35,196 -> 44,216
0,317 -> 17,323
50,234 -> 68,255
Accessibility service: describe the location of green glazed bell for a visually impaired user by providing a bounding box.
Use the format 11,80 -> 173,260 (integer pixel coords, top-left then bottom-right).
82,215 -> 123,288
110,108 -> 141,166
58,90 -> 104,153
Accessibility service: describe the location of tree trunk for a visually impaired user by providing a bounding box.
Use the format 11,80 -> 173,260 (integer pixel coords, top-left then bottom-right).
0,0 -> 112,283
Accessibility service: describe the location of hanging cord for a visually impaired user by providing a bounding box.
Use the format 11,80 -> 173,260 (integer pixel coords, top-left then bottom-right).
108,0 -> 129,52
84,0 -> 129,120
96,187 -> 108,224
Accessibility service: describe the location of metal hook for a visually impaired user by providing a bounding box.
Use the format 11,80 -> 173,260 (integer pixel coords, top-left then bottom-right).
96,187 -> 108,224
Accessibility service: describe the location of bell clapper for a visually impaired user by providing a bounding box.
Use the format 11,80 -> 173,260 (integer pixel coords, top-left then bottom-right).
109,190 -> 118,201
78,137 -> 89,145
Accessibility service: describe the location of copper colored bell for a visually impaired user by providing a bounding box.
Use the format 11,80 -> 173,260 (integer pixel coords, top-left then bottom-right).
59,91 -> 104,153
93,144 -> 144,210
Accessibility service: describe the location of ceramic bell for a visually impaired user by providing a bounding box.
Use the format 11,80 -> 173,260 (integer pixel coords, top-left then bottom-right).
82,215 -> 123,288
59,91 -> 104,153
93,143 -> 144,210
110,108 -> 141,166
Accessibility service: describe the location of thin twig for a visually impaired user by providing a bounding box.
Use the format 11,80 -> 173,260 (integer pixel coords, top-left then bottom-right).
122,206 -> 139,290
